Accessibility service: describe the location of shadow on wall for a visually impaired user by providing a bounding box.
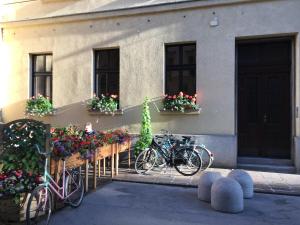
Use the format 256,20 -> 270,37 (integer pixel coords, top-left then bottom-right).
2,97 -> 185,133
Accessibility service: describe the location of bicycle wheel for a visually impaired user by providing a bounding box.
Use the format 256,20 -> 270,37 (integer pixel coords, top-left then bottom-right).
174,147 -> 201,176
26,185 -> 52,225
194,146 -> 214,170
65,168 -> 84,208
135,148 -> 157,174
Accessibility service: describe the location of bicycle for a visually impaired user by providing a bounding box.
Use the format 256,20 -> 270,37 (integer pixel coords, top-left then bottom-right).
135,137 -> 202,176
180,136 -> 214,170
142,130 -> 214,171
26,145 -> 84,225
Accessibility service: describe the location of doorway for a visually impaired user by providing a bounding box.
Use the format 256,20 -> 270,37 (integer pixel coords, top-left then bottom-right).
237,38 -> 292,159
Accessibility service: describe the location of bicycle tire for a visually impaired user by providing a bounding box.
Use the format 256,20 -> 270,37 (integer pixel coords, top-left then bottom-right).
26,185 -> 52,225
194,146 -> 214,170
135,148 -> 157,174
65,169 -> 84,208
174,147 -> 201,176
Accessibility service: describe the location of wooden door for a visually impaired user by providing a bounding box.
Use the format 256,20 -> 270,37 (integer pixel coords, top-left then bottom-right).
237,39 -> 291,158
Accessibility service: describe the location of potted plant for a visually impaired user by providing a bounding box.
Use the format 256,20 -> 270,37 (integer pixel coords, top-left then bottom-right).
162,92 -> 200,112
87,94 -> 119,114
26,94 -> 54,117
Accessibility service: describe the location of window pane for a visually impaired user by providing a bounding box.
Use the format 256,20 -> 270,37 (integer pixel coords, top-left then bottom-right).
34,76 -> 46,96
166,46 -> 179,66
109,50 -> 119,70
34,55 -> 44,72
95,49 -> 120,98
183,45 -> 196,65
45,76 -> 51,98
108,72 -> 119,95
166,70 -> 180,95
182,70 -> 196,95
98,72 -> 108,95
98,51 -> 109,69
46,55 -> 52,72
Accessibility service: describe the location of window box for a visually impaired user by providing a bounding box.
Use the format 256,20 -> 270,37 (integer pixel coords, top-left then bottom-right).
159,108 -> 201,115
88,109 -> 124,116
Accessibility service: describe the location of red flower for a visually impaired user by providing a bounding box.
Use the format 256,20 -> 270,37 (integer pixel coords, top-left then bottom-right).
189,96 -> 193,99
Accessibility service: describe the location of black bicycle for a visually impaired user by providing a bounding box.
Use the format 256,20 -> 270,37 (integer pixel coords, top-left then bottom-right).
135,136 -> 202,176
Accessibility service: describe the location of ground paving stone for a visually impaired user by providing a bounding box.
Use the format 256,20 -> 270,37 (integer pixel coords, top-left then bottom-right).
49,181 -> 300,225
114,167 -> 300,195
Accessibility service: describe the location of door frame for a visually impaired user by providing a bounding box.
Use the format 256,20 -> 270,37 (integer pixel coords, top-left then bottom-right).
235,35 -> 296,160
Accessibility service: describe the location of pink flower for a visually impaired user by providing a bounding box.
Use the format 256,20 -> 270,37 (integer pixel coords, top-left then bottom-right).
194,94 -> 197,98
179,92 -> 183,97
173,95 -> 176,99
192,98 -> 196,102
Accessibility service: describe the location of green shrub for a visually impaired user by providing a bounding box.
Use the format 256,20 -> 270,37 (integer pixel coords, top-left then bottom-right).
134,97 -> 152,156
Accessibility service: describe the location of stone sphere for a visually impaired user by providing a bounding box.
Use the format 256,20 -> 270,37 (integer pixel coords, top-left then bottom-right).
228,169 -> 254,199
211,177 -> 244,213
197,171 -> 222,202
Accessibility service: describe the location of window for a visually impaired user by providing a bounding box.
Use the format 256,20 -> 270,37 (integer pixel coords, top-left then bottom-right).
165,43 -> 196,95
94,49 -> 119,97
31,54 -> 53,98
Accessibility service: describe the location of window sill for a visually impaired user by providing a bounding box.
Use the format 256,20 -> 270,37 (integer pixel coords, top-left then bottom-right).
26,109 -> 57,117
159,108 -> 201,115
88,109 -> 124,116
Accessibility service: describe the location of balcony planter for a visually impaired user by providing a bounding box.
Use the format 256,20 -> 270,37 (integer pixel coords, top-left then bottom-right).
160,108 -> 201,115
88,109 -> 124,116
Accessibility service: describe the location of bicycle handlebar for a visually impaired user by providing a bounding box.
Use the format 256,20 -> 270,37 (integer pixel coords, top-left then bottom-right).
34,144 -> 50,156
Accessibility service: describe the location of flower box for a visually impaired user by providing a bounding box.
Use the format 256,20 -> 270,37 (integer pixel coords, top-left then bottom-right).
94,144 -> 114,161
118,140 -> 131,153
0,193 -> 28,222
160,108 -> 201,115
50,152 -> 86,175
88,109 -> 124,116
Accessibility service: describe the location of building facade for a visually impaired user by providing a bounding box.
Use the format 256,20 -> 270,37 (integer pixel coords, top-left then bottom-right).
0,0 -> 300,171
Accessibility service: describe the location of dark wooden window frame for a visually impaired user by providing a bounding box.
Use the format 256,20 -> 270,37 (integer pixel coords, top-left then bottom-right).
165,43 -> 196,95
93,49 -> 120,99
31,53 -> 53,99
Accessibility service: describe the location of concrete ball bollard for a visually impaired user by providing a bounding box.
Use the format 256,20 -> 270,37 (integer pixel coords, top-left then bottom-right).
228,169 -> 254,199
197,171 -> 222,202
211,177 -> 244,213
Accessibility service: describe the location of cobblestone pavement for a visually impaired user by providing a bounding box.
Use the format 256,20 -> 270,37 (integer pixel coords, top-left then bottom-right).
114,167 -> 300,195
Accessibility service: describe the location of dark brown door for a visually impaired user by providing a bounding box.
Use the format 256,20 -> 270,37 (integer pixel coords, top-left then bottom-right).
238,39 -> 292,158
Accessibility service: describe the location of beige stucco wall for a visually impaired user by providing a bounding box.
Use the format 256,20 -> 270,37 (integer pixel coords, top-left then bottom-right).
1,0 -> 300,138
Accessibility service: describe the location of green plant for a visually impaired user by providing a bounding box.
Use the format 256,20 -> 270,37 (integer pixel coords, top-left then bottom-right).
87,94 -> 118,113
26,94 -> 53,117
163,92 -> 199,112
0,120 -> 47,201
134,97 -> 152,156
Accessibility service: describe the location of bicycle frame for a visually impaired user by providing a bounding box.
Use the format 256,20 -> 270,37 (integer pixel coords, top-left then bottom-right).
151,138 -> 177,166
42,157 -> 80,200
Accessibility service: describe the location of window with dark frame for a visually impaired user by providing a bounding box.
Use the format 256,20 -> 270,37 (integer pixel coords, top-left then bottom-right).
94,49 -> 119,98
31,54 -> 53,99
165,43 -> 196,95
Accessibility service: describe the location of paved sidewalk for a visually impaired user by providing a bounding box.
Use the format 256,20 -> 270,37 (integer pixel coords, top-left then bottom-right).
50,182 -> 300,225
114,167 -> 300,195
